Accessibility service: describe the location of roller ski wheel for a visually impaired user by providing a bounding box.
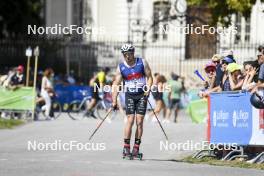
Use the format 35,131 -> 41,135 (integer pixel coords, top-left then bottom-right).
131,145 -> 143,160
122,153 -> 132,160
132,153 -> 143,160
122,145 -> 132,160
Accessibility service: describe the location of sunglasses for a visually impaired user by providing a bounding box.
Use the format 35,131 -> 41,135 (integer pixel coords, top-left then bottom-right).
213,60 -> 220,64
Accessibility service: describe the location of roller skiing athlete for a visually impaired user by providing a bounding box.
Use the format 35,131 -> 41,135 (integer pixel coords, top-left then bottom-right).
112,44 -> 153,160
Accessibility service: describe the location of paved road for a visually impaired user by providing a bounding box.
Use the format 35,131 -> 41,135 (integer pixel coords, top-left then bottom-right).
0,111 -> 263,176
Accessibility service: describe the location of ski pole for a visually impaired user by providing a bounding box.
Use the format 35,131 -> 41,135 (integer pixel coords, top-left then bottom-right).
147,99 -> 169,141
89,108 -> 113,141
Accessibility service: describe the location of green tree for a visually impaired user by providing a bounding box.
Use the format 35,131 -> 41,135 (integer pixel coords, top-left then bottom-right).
187,0 -> 263,26
0,0 -> 43,39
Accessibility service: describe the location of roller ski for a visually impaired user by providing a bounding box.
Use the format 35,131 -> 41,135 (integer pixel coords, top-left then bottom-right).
131,144 -> 143,160
122,144 -> 132,160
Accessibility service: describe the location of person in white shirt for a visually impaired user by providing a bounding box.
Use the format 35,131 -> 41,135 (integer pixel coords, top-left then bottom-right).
41,68 -> 55,120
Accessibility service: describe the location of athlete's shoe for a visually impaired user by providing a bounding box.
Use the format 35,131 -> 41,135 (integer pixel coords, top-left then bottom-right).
122,144 -> 131,159
131,144 -> 143,160
132,144 -> 140,157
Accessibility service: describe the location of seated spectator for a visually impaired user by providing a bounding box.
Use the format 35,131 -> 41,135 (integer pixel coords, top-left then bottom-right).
226,63 -> 244,91
8,65 -> 25,90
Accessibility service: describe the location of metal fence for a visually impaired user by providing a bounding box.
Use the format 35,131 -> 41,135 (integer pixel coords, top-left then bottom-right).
0,38 -> 262,87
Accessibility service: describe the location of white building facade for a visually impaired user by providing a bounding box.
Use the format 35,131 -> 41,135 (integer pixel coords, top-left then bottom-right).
45,0 -> 264,76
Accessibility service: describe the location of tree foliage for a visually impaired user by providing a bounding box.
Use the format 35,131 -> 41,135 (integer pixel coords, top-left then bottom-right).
187,0 -> 264,26
0,0 -> 43,39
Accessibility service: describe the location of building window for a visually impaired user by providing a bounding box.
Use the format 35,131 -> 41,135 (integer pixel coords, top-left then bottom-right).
234,13 -> 251,44
153,1 -> 171,42
234,14 -> 241,44
245,17 -> 250,42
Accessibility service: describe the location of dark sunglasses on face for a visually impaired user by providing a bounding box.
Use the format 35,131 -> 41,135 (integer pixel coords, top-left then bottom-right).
213,60 -> 220,64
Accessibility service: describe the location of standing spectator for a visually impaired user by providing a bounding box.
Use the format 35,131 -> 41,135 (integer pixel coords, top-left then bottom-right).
226,63 -> 244,91
222,50 -> 236,62
221,56 -> 236,91
211,54 -> 223,87
242,61 -> 258,90
199,62 -> 219,98
41,68 -> 55,120
251,49 -> 264,93
147,74 -> 166,123
165,72 -> 183,123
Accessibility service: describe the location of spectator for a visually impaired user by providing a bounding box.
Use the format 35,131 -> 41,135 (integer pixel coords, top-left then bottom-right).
220,56 -> 236,91
9,65 -> 25,90
165,72 -> 183,123
251,49 -> 264,93
211,54 -> 224,87
222,50 -> 236,62
41,68 -> 55,120
204,62 -> 217,89
242,61 -> 258,90
148,74 -> 167,123
226,63 -> 244,91
199,61 -> 219,98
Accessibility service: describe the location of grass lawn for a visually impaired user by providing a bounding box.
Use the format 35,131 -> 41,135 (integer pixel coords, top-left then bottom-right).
0,118 -> 24,129
182,156 -> 264,170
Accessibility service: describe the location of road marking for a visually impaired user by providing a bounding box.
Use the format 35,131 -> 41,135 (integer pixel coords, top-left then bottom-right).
0,158 -> 8,161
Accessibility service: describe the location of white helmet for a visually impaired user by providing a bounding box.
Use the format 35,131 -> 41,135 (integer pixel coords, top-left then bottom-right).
121,44 -> 135,53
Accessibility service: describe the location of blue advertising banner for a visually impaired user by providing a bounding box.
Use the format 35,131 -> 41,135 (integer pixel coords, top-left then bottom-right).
210,92 -> 252,145
54,84 -> 93,104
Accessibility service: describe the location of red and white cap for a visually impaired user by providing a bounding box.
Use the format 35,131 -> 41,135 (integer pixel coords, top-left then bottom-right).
204,61 -> 216,70
17,65 -> 24,72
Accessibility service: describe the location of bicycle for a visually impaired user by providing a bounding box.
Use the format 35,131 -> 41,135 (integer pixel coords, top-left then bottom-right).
34,96 -> 62,120
67,92 -> 112,120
